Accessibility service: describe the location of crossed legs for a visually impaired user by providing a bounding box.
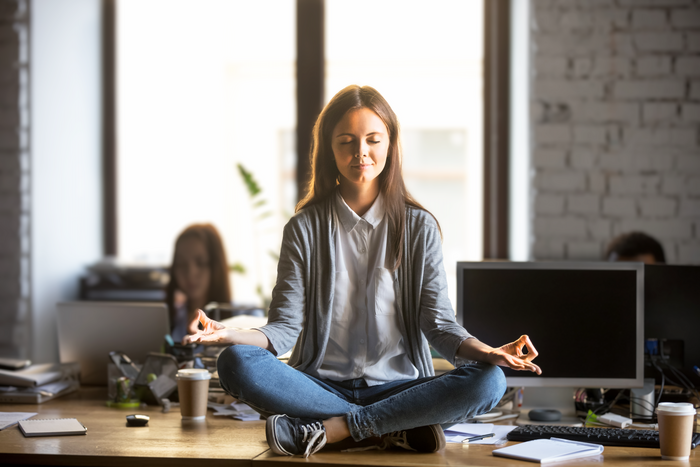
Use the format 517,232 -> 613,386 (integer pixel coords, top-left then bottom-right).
216,345 -> 507,442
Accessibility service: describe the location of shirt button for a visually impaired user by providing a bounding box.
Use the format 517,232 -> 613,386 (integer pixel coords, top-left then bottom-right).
359,248 -> 366,253
360,338 -> 365,344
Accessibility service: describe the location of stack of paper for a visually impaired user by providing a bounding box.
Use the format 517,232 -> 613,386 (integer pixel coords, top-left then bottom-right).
0,362 -> 79,387
0,362 -> 80,404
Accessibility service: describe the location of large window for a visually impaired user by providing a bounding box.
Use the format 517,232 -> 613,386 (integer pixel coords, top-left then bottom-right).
326,0 -> 484,304
118,0 -> 296,304
118,1 -> 484,307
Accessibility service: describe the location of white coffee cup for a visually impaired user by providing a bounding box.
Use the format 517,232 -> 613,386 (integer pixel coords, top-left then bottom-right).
176,369 -> 211,420
656,402 -> 697,460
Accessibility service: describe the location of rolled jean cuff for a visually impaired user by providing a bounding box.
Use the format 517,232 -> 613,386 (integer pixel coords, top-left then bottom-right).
346,409 -> 378,441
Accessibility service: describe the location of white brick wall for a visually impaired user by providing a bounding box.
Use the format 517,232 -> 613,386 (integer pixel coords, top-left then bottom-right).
636,56 -> 672,76
0,0 -> 29,358
531,0 -> 700,263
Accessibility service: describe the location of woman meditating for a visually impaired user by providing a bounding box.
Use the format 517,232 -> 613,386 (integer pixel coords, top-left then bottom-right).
184,85 -> 541,457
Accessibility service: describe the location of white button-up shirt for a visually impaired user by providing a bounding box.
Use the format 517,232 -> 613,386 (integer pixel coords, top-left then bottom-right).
316,192 -> 419,386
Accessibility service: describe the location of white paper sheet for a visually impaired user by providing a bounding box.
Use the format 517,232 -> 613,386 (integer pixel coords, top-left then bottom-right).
444,422 -> 517,445
208,400 -> 260,421
0,412 -> 37,430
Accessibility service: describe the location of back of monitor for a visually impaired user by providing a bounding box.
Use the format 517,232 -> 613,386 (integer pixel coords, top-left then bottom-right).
56,301 -> 169,386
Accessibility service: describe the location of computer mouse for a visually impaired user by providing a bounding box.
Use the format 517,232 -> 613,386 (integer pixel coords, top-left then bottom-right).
528,409 -> 562,422
126,414 -> 150,427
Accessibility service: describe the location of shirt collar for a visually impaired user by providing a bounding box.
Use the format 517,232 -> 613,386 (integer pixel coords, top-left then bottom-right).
335,191 -> 385,233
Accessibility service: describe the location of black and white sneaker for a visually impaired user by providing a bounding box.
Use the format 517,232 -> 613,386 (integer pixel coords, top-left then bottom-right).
266,414 -> 327,457
343,424 -> 446,454
380,424 -> 446,453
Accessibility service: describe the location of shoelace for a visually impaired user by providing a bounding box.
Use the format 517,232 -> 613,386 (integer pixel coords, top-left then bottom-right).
300,422 -> 327,458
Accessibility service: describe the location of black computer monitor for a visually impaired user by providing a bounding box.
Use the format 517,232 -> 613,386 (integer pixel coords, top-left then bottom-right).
644,264 -> 700,385
456,261 -> 644,388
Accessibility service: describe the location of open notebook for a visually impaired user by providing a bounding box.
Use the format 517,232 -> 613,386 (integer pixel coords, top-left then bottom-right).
493,438 -> 604,464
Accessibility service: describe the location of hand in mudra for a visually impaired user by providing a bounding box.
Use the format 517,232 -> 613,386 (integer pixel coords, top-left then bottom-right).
489,334 -> 542,375
182,309 -> 236,345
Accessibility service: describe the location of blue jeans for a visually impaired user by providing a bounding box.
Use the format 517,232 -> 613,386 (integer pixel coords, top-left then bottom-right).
217,345 -> 507,441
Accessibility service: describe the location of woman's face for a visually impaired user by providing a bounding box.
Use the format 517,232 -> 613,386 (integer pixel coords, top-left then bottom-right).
173,237 -> 211,306
331,107 -> 390,191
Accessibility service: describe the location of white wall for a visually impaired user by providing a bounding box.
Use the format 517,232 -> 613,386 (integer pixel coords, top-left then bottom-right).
31,0 -> 103,362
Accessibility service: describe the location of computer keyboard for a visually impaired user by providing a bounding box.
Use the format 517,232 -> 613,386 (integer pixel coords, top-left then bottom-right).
507,425 -> 700,449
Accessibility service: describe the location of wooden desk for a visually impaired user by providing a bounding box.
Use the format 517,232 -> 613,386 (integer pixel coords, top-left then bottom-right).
1,387 -> 698,466
0,387 -> 267,466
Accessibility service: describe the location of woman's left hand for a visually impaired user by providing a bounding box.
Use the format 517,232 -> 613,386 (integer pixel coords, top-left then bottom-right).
487,334 -> 542,375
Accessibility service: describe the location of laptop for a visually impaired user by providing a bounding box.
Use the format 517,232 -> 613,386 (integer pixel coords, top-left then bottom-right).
56,301 -> 170,386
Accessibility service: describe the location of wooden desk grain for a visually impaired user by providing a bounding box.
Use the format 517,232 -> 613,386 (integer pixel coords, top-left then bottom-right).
0,387 -> 267,466
254,442 -> 698,467
2,387 -> 699,466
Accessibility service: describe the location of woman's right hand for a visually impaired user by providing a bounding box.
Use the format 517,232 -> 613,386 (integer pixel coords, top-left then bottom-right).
182,309 -> 237,345
182,309 -> 274,351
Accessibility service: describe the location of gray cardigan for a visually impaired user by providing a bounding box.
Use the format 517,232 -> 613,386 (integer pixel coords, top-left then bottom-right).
258,195 -> 472,378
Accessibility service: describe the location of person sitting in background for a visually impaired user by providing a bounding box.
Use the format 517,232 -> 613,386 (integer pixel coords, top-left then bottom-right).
605,231 -> 666,264
165,223 -> 232,343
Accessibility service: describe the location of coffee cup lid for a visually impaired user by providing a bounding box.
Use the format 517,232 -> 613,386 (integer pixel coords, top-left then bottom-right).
176,369 -> 211,380
655,402 -> 697,416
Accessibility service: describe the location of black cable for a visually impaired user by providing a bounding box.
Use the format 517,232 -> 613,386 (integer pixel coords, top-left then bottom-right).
656,369 -> 665,407
628,395 -> 656,412
651,358 -> 700,408
628,395 -> 657,420
652,358 -> 684,388
665,361 -> 698,392
653,357 -> 699,400
592,388 -> 624,417
662,362 -> 700,403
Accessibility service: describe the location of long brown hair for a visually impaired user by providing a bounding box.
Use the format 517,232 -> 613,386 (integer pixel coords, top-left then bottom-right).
296,85 -> 440,270
165,223 -> 232,328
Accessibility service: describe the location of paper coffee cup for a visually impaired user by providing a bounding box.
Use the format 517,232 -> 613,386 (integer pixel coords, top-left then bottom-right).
656,402 -> 697,460
176,369 -> 211,420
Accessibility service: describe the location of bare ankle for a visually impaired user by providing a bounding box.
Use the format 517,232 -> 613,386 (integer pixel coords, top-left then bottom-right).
323,416 -> 351,443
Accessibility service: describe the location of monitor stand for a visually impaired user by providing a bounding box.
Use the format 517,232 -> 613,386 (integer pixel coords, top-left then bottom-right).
516,387 -> 583,427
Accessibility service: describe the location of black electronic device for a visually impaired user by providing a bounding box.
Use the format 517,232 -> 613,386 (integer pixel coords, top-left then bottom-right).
528,409 -> 562,422
126,414 -> 150,427
456,261 -> 644,389
644,265 -> 700,386
508,425 -> 700,449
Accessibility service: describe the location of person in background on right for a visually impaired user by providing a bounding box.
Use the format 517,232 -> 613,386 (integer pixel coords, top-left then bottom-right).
605,231 -> 666,264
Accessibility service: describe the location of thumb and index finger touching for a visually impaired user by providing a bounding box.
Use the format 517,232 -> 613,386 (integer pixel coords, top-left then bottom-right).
510,334 -> 542,375
515,334 -> 539,362
197,309 -> 224,332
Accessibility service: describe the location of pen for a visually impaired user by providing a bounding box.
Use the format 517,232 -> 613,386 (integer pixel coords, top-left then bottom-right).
463,433 -> 495,443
